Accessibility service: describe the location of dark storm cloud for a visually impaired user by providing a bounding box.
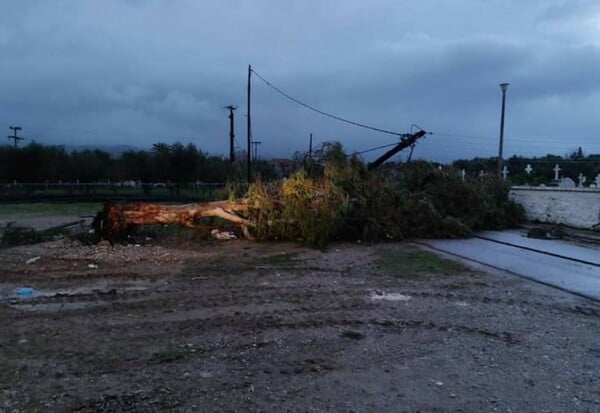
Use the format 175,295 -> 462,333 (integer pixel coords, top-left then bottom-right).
1,0 -> 599,161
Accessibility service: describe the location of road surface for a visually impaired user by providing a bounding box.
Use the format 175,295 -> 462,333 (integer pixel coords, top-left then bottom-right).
420,230 -> 600,302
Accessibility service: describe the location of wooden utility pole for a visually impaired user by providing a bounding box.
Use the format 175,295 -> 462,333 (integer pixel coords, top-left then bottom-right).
247,65 -> 252,182
225,105 -> 237,162
308,132 -> 313,160
252,140 -> 262,160
8,126 -> 23,148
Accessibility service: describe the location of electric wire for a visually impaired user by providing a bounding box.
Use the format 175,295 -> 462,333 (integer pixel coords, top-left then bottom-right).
352,142 -> 399,155
250,69 -> 405,137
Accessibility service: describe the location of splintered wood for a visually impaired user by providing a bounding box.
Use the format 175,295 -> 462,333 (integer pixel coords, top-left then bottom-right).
95,201 -> 255,242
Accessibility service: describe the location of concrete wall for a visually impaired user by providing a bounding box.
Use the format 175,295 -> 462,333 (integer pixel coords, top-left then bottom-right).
509,187 -> 600,230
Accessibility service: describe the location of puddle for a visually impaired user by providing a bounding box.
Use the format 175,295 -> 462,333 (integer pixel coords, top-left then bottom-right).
4,283 -> 153,313
1,281 -> 153,302
370,292 -> 412,302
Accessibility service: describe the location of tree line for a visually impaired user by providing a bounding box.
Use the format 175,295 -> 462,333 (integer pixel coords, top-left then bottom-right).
0,142 -> 279,183
3,141 -> 599,186
452,150 -> 600,185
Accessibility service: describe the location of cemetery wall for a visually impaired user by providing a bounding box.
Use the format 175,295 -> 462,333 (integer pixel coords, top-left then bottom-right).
509,187 -> 600,230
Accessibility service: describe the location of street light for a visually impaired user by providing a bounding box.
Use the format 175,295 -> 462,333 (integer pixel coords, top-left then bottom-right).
497,82 -> 509,177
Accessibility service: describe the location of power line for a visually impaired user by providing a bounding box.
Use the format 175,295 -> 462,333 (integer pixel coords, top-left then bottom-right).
431,131 -> 597,145
251,68 -> 405,137
353,142 -> 399,155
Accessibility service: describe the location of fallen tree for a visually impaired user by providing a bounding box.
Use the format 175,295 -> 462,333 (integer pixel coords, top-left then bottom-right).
93,200 -> 257,242
94,143 -> 524,246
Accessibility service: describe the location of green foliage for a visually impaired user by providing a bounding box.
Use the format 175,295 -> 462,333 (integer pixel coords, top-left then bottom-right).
247,143 -> 524,246
249,170 -> 349,247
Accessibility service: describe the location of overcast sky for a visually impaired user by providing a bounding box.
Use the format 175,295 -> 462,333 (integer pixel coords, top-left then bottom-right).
1,0 -> 599,162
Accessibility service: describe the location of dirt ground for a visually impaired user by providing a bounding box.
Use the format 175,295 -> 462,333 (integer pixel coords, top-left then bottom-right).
1,234 -> 600,412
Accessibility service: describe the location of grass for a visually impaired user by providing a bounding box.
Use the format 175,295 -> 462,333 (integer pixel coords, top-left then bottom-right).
258,251 -> 300,266
185,250 -> 302,276
341,330 -> 365,340
374,246 -> 470,276
152,344 -> 206,363
0,202 -> 102,216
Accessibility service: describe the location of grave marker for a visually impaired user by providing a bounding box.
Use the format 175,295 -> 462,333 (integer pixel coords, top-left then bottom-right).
501,165 -> 509,181
553,164 -> 561,180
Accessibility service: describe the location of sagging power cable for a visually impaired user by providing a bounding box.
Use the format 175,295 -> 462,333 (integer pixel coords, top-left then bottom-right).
251,68 -> 405,137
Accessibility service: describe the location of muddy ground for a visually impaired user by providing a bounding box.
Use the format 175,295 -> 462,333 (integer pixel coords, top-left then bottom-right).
1,234 -> 600,412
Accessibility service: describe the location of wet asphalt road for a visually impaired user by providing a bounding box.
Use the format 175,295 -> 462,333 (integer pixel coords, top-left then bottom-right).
421,230 -> 600,302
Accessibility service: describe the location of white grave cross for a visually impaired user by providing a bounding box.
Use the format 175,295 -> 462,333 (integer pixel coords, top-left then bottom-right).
578,173 -> 587,187
524,164 -> 533,175
501,165 -> 509,181
553,164 -> 561,180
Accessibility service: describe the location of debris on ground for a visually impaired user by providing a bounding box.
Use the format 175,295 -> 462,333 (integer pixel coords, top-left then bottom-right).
25,256 -> 41,265
210,229 -> 237,240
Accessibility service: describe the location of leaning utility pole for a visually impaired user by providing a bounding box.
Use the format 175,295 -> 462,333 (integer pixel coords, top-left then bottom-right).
247,64 -> 252,182
225,105 -> 237,162
8,126 -> 24,148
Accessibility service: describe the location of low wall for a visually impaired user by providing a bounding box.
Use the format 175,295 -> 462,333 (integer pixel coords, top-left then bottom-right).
509,187 -> 600,230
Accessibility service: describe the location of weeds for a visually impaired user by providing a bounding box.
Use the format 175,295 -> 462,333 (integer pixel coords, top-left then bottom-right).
152,344 -> 206,363
341,330 -> 365,340
374,247 -> 470,276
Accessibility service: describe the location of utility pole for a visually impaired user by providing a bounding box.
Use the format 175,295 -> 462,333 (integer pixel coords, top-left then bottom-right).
247,64 -> 252,182
308,132 -> 313,160
8,126 -> 24,148
225,105 -> 237,162
251,140 -> 262,160
497,83 -> 509,177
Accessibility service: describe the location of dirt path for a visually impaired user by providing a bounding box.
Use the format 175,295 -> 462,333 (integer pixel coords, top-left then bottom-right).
1,239 -> 599,412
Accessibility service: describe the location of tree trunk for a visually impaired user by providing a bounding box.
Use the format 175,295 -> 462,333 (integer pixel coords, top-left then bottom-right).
93,201 -> 255,242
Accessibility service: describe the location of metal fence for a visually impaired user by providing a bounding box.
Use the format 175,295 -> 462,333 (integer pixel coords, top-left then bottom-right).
0,181 -> 231,202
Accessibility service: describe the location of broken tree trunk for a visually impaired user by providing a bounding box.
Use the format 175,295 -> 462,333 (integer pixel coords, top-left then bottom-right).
93,201 -> 256,242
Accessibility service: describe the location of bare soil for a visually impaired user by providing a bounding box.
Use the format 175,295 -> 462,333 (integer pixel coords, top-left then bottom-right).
1,236 -> 600,412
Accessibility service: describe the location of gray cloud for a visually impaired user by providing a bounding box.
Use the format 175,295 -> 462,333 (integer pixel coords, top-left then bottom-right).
1,0 -> 599,161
